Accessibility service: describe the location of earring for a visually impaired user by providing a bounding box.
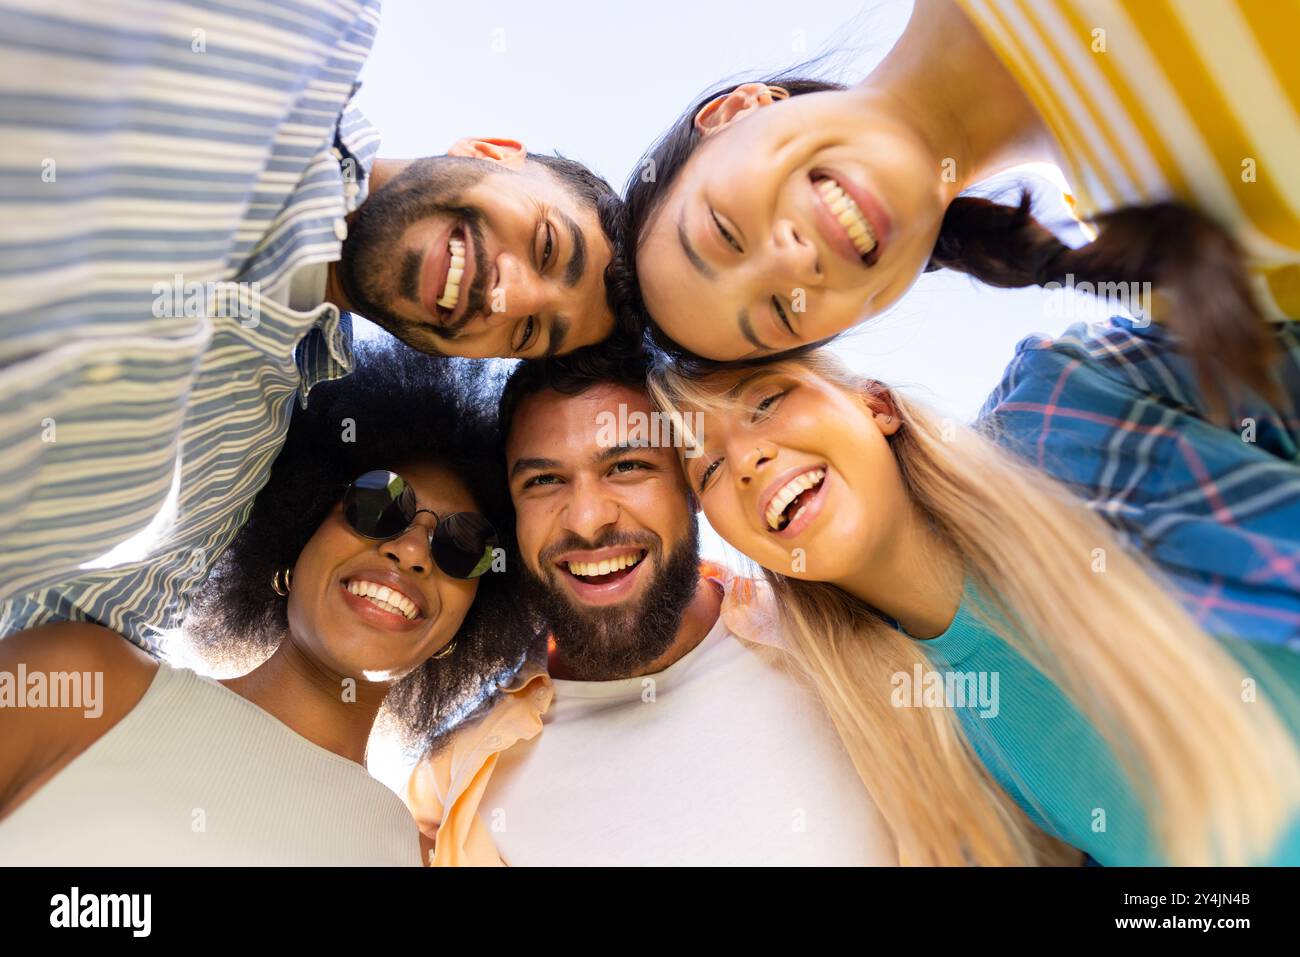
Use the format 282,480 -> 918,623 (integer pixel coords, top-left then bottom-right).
271,567 -> 293,596
432,640 -> 457,660
767,84 -> 790,101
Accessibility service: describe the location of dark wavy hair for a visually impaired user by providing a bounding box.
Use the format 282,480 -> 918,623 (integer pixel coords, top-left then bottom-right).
622,75 -> 1282,417
498,337 -> 654,444
186,339 -> 543,754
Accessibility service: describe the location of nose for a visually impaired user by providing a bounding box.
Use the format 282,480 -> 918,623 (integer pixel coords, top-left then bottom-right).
489,252 -> 549,325
731,438 -> 778,486
560,477 -> 620,541
380,516 -> 434,575
770,217 -> 820,286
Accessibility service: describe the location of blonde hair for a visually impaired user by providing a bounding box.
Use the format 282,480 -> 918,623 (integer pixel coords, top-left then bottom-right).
649,351 -> 1300,866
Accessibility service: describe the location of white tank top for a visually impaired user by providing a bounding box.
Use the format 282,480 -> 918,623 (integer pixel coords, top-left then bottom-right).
0,661 -> 421,866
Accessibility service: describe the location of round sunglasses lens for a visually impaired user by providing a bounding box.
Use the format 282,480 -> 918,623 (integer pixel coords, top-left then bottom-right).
345,471 -> 415,539
432,512 -> 499,579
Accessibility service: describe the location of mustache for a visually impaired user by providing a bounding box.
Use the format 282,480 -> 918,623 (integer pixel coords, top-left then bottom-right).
538,531 -> 661,568
430,212 -> 489,336
393,209 -> 489,336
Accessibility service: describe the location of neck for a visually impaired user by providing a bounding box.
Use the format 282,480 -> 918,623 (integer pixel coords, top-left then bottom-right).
219,639 -> 389,766
850,0 -> 1059,200
324,261 -> 351,313
833,502 -> 967,639
550,576 -> 724,681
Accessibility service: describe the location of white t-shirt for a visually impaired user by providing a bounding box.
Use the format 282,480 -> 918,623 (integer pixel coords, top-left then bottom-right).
480,615 -> 897,866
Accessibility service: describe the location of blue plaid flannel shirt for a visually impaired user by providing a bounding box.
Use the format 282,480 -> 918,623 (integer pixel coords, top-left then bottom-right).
978,317 -> 1300,651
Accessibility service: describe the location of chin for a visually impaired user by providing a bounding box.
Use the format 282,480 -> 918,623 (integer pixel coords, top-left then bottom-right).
354,661 -> 421,683
317,646 -> 412,684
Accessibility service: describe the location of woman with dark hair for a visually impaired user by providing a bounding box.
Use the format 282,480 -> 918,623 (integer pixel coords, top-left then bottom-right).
0,341 -> 538,866
625,0 -> 1299,415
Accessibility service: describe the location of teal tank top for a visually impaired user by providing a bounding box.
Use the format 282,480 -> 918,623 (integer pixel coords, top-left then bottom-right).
908,577 -> 1300,865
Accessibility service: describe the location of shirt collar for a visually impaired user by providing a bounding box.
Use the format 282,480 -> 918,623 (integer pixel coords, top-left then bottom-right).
295,308 -> 354,408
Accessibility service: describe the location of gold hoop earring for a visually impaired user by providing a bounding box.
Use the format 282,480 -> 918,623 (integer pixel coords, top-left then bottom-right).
432,640 -> 456,660
271,567 -> 293,596
768,84 -> 790,101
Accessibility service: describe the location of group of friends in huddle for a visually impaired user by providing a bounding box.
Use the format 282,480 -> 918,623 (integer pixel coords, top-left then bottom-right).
2,0 -> 1299,866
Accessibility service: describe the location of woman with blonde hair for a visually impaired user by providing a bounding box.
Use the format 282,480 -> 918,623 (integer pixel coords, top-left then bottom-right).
648,344 -> 1300,866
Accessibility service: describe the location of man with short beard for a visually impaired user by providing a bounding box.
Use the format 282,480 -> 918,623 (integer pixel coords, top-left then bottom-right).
0,0 -> 631,647
405,346 -> 896,866
334,138 -> 630,360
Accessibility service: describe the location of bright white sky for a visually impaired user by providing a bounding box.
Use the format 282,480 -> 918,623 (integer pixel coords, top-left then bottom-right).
351,0 -> 1086,568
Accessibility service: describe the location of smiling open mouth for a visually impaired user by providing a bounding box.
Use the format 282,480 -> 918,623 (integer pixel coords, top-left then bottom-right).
765,468 -> 826,532
812,174 -> 878,263
434,227 -> 467,315
561,549 -> 647,586
344,578 -> 422,620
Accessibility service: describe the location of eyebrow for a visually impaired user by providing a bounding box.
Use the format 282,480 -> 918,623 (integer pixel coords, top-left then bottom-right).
676,209 -> 715,279
509,442 -> 653,480
558,208 -> 586,287
737,308 -> 773,353
677,208 -> 768,354
724,369 -> 767,400
594,442 -> 652,464
510,456 -> 563,479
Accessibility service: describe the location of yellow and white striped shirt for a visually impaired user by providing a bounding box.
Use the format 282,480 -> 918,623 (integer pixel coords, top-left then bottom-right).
957,0 -> 1300,320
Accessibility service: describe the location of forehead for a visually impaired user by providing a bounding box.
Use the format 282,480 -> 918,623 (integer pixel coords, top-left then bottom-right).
507,383 -> 655,461
476,164 -> 617,354
483,162 -> 607,240
636,203 -> 744,358
390,460 -> 476,512
682,366 -> 814,439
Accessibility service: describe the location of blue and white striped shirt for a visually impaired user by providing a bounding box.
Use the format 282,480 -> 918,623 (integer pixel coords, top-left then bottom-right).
0,0 -> 382,649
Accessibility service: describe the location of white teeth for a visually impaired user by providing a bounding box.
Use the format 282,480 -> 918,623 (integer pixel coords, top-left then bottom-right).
436,235 -> 466,310
346,579 -> 419,620
565,552 -> 644,578
816,177 -> 877,256
764,468 -> 826,531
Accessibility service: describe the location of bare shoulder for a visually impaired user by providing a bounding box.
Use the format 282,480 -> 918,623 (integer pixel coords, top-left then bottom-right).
1,620 -> 158,695
0,622 -> 160,819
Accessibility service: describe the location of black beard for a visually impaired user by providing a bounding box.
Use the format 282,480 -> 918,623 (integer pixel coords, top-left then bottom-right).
522,516 -> 702,682
336,156 -> 493,348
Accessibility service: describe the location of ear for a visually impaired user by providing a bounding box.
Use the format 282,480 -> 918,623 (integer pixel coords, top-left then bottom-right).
367,157 -> 413,194
693,82 -> 788,137
446,137 -> 527,169
862,381 -> 903,437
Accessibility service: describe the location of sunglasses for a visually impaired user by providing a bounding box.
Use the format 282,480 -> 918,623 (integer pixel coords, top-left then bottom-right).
342,469 -> 499,580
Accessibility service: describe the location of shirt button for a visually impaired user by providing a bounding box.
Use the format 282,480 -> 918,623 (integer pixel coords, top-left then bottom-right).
333,218 -> 348,241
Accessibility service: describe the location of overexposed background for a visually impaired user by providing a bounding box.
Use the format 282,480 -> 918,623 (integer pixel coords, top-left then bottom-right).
350,0 -> 1087,568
